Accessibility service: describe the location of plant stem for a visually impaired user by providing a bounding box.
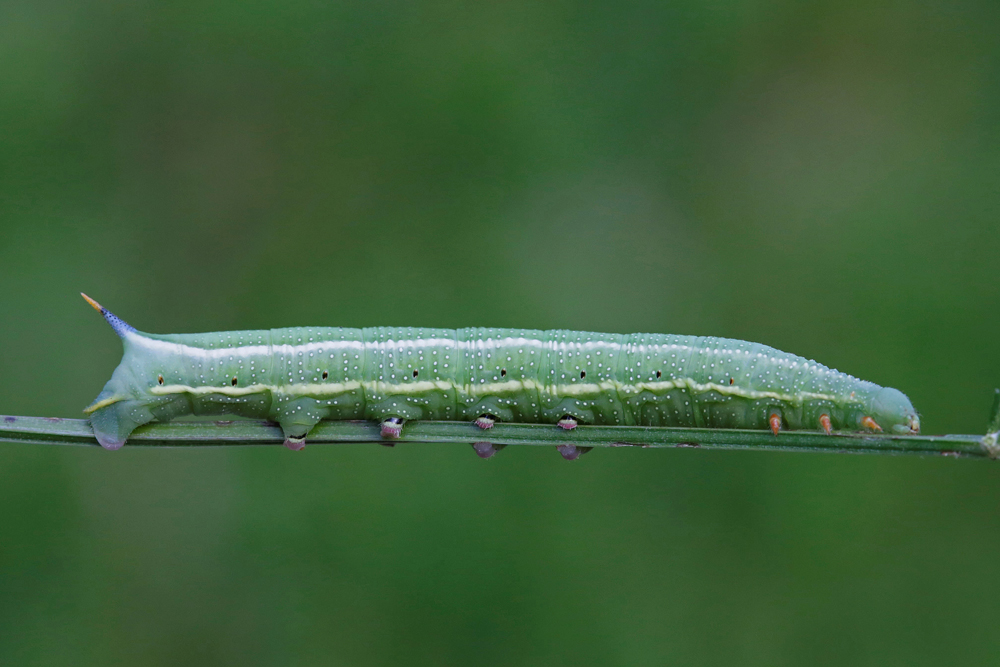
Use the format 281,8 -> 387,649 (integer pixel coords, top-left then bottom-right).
0,415 -> 995,458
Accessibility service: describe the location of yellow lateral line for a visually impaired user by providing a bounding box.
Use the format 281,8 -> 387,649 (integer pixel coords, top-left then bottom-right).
144,379 -> 858,407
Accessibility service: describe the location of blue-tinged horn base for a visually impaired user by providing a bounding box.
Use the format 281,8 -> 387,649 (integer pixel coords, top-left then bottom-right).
81,293 -> 135,338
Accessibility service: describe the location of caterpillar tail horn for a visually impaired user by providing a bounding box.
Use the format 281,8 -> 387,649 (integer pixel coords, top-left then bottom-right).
81,293 -> 135,338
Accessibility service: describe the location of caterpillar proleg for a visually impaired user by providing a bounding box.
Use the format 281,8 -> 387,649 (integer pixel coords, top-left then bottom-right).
81,294 -> 920,451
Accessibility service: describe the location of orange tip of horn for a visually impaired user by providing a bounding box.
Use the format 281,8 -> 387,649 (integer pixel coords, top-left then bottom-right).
80,293 -> 103,312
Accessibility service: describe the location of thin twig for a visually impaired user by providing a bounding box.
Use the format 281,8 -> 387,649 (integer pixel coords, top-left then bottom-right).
0,415 -> 995,458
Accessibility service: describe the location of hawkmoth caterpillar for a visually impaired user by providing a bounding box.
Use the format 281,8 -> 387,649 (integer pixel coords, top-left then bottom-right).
81,294 -> 920,454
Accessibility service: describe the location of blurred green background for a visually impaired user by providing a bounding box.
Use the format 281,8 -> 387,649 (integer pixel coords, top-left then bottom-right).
2,0 -> 999,664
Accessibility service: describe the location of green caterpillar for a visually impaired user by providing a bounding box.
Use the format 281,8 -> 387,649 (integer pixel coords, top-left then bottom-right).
82,294 -> 920,454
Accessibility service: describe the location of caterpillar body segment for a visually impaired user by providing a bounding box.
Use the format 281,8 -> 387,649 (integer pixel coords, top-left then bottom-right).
82,297 -> 921,451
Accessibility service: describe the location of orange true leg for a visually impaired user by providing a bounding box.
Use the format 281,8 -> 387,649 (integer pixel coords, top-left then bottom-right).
861,416 -> 882,432
769,411 -> 782,436
819,414 -> 832,435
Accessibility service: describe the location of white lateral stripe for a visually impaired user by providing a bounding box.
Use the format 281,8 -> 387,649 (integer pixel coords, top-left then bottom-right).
131,334 -> 631,360
131,336 -> 365,360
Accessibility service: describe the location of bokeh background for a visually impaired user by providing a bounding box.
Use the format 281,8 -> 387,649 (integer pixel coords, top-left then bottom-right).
2,1 -> 999,664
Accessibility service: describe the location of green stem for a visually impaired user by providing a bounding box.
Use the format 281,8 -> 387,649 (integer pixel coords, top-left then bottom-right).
0,415 -> 995,458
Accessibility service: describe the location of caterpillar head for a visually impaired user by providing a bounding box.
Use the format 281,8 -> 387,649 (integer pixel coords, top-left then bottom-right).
872,386 -> 920,434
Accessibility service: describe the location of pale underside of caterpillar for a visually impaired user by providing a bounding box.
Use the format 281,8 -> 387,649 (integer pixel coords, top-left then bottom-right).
81,295 -> 920,454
